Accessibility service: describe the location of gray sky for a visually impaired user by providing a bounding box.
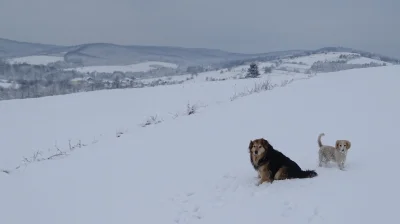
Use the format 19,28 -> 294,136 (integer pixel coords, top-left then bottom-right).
1,0 -> 399,57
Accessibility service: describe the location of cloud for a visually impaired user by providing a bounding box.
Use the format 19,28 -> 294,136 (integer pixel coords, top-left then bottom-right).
0,0 -> 399,57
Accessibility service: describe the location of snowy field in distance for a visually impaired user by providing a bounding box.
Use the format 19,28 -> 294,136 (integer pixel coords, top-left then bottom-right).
282,52 -> 389,68
66,61 -> 179,73
347,57 -> 389,65
0,81 -> 12,88
287,52 -> 355,65
0,51 -> 391,93
0,79 -> 19,89
6,55 -> 64,65
1,64 -> 400,224
146,51 -> 391,85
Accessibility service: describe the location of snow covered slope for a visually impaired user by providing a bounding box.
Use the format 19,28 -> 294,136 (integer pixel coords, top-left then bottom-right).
66,61 -> 178,73
6,55 -> 64,65
0,38 -> 62,58
277,52 -> 390,72
1,65 -> 400,224
141,51 -> 392,85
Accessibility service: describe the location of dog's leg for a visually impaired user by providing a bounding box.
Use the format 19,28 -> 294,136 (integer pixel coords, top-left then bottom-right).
319,156 -> 327,167
318,151 -> 325,167
336,154 -> 346,170
257,176 -> 272,186
338,161 -> 345,170
257,170 -> 273,186
318,154 -> 323,167
274,167 -> 289,180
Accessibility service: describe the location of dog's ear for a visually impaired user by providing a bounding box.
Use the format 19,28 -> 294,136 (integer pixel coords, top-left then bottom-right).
335,140 -> 340,149
261,138 -> 271,151
345,140 -> 351,150
248,140 -> 253,152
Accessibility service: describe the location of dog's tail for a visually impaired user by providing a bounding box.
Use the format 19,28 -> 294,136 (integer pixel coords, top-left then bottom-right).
317,133 -> 325,148
296,170 -> 318,179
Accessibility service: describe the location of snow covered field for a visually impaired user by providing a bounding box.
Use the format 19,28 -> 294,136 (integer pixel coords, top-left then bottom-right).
347,57 -> 388,65
6,55 -> 64,65
158,52 -> 391,84
0,72 -> 301,169
0,81 -> 12,88
281,52 -> 389,68
66,61 -> 178,73
287,52 -> 355,65
1,65 -> 400,224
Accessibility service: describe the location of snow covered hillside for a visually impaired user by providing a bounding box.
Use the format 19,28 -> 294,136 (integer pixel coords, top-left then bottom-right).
1,65 -> 400,223
138,51 -> 393,85
0,79 -> 13,88
66,61 -> 179,73
6,55 -> 64,65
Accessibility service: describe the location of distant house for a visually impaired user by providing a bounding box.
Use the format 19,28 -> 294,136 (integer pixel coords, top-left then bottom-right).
120,77 -> 134,87
103,80 -> 113,88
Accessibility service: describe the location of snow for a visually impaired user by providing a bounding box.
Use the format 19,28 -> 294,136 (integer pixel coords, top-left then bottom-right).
0,80 -> 18,89
0,72 -> 293,168
140,74 -> 194,84
6,55 -> 64,65
1,65 -> 400,224
347,57 -> 389,65
66,61 -> 178,73
282,52 -> 391,68
0,82 -> 12,88
286,52 -> 357,65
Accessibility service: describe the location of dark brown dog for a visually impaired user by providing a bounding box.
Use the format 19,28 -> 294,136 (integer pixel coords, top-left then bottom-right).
249,138 -> 317,186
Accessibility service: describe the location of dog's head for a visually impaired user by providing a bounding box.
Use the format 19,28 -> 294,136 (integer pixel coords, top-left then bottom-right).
335,140 -> 351,153
248,138 -> 271,164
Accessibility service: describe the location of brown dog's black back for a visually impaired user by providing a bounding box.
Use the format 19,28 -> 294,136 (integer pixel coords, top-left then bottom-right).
268,144 -> 318,179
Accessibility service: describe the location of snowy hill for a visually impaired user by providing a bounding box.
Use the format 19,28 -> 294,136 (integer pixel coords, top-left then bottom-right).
0,38 -> 68,58
1,64 -> 400,223
1,46 -> 398,102
0,38 -> 301,67
6,55 -> 65,65
1,37 -> 399,69
62,43 -> 290,67
140,51 -> 393,84
65,61 -> 179,73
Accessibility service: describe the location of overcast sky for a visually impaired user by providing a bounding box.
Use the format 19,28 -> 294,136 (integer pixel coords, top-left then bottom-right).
0,0 -> 399,57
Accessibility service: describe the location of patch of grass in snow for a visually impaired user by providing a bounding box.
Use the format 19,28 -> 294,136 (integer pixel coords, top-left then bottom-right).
141,115 -> 164,127
230,74 -> 317,101
230,80 -> 277,101
1,139 -> 89,174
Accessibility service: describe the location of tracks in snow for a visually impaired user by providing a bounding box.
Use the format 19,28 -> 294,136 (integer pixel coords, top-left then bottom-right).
169,172 -> 323,224
169,173 -> 256,224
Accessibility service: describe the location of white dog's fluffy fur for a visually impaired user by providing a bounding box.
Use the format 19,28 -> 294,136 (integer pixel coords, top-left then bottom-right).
317,133 -> 351,170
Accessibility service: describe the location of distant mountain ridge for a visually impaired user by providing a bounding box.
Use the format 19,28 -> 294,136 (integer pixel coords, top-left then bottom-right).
1,37 -> 399,67
0,38 -> 65,58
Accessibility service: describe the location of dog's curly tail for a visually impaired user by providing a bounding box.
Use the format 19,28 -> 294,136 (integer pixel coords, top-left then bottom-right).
318,133 -> 325,148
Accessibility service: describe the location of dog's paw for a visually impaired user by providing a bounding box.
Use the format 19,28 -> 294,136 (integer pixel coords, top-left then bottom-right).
256,180 -> 271,186
339,166 -> 346,171
256,181 -> 263,186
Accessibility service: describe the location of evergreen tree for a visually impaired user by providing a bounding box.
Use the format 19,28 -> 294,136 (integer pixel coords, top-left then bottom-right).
246,63 -> 260,78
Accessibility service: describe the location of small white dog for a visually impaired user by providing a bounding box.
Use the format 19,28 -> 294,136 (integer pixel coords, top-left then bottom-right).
317,133 -> 351,170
